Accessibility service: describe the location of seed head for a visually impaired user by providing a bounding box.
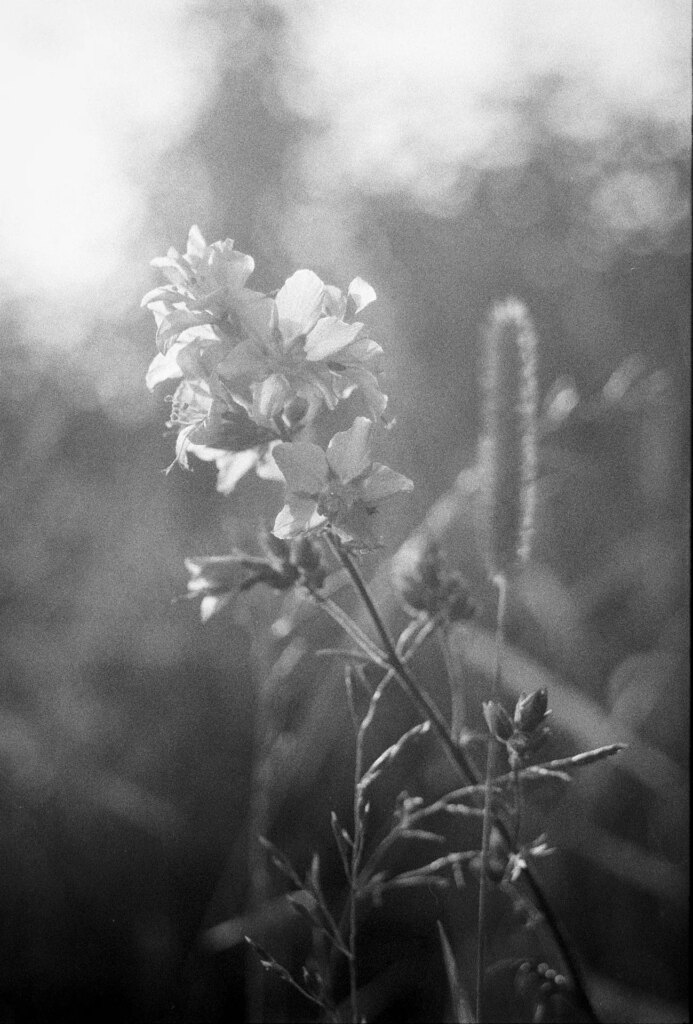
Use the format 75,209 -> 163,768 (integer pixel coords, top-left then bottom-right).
478,298 -> 538,576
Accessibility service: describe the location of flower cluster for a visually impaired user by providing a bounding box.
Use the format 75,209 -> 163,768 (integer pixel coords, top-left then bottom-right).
483,688 -> 551,768
144,228 -> 414,615
143,227 -> 388,494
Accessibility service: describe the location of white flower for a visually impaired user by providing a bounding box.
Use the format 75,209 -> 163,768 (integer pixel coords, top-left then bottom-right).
272,417 -> 413,545
216,270 -> 386,426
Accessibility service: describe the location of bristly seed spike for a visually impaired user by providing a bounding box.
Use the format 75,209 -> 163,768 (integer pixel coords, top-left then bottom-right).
478,297 -> 539,577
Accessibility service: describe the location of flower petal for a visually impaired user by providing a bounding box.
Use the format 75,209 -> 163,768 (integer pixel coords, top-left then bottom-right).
150,255 -> 192,288
255,445 -> 284,482
216,340 -> 269,381
200,594 -> 232,622
186,225 -> 208,261
341,335 -> 383,363
237,291 -> 275,345
273,442 -> 329,494
251,374 -> 292,421
348,277 -> 376,313
304,318 -> 363,362
273,498 -> 325,539
156,309 -> 216,353
339,365 -> 388,419
214,449 -> 261,493
146,346 -> 184,390
185,554 -> 244,592
141,284 -> 192,308
326,417 -> 373,483
275,269 -> 325,344
217,246 -> 255,291
359,463 -> 414,504
323,285 -> 347,318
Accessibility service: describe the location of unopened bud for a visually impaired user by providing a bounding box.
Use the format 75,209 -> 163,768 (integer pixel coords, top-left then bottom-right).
483,700 -> 514,743
514,688 -> 549,733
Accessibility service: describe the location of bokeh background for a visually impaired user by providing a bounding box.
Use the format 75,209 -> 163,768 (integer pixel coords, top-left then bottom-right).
0,1 -> 689,1021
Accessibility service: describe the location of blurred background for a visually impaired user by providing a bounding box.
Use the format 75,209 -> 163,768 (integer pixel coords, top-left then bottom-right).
0,1 -> 689,1021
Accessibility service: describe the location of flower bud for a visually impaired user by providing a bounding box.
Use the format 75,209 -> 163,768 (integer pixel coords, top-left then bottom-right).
514,688 -> 549,733
483,700 -> 515,743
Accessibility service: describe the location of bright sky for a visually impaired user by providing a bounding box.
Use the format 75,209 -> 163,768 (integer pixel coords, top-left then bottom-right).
276,0 -> 690,211
0,0 -> 688,355
0,0 -> 220,309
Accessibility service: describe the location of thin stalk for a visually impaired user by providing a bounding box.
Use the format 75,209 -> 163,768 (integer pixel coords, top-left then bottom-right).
436,623 -> 468,740
344,616 -> 437,1023
318,595 -> 390,670
324,533 -> 479,785
476,573 -> 507,1022
324,535 -> 598,1023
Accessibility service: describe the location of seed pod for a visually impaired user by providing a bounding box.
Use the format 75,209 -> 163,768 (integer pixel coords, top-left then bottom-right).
478,298 -> 538,576
514,688 -> 549,733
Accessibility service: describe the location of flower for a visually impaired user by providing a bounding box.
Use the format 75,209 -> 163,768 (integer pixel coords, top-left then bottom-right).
163,378 -> 284,487
143,230 -> 385,428
185,533 -> 327,621
272,416 -> 413,545
142,225 -> 258,363
143,229 -> 388,491
215,268 -> 386,425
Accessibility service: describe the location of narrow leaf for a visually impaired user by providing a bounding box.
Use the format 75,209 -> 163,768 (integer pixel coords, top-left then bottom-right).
437,922 -> 476,1024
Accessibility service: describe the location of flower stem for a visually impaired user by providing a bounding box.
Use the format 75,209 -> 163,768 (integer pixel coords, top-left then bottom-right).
325,533 -> 480,782
476,573 -> 507,1022
327,536 -> 599,1023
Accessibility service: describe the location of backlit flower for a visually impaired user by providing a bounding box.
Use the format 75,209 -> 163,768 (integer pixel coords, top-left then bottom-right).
215,269 -> 386,425
272,416 -> 413,545
142,225 -> 258,357
164,377 -> 288,490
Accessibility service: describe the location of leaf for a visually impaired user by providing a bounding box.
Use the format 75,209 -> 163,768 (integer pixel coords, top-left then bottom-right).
437,922 -> 476,1024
